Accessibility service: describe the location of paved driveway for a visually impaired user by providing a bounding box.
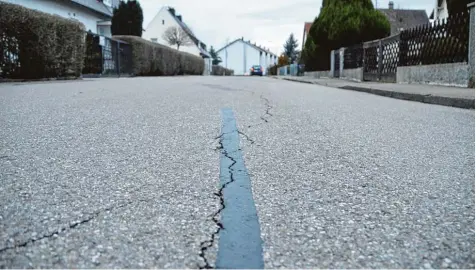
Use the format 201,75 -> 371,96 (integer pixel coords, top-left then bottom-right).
0,76 -> 474,268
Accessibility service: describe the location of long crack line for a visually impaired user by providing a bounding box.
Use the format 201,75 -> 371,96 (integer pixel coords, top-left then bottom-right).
0,201 -> 135,253
199,132 -> 237,269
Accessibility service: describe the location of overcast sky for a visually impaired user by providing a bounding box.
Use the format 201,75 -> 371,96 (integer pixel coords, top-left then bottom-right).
138,0 -> 435,55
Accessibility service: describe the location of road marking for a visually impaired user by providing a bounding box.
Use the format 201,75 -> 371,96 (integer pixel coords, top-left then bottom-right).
216,108 -> 264,269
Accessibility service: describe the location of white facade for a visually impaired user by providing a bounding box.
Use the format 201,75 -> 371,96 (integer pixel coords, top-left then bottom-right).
217,39 -> 277,75
0,0 -> 113,36
430,0 -> 449,21
144,7 -> 202,57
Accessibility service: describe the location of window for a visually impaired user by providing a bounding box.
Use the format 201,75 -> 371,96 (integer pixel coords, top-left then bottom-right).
162,20 -> 165,25
151,38 -> 158,43
103,0 -> 112,7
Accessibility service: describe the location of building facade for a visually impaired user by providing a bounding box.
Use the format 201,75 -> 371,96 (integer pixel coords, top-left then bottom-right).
0,0 -> 118,37
216,38 -> 277,76
143,6 -> 211,73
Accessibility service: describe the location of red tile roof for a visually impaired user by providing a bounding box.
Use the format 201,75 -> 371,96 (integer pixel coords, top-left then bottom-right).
304,22 -> 313,34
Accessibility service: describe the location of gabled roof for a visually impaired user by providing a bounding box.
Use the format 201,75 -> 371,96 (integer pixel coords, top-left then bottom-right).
216,38 -> 277,57
165,7 -> 210,57
70,0 -> 112,17
378,8 -> 429,35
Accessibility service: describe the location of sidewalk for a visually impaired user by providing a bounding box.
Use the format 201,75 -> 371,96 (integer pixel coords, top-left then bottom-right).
273,76 -> 475,109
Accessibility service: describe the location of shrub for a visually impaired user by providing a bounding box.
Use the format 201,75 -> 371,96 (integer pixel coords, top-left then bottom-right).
267,65 -> 278,75
0,2 -> 85,79
211,65 -> 234,76
113,35 -> 204,76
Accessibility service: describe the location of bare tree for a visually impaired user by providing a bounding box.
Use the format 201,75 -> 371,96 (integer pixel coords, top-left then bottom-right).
162,26 -> 194,50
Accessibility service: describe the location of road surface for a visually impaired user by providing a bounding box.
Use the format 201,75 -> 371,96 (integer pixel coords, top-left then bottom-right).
0,76 -> 474,268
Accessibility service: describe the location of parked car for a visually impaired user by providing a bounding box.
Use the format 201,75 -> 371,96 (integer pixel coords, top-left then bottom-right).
250,65 -> 263,76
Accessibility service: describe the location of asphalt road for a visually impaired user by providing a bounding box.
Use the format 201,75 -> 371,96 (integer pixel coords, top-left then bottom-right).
0,76 -> 474,269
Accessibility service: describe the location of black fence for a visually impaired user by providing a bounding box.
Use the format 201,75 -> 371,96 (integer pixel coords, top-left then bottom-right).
362,39 -> 380,81
333,50 -> 340,78
399,11 -> 469,66
0,32 -> 20,79
336,10 -> 470,82
83,32 -> 132,77
343,44 -> 363,69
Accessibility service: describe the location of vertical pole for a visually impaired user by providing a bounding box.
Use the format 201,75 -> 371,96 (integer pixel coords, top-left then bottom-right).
116,40 -> 121,77
468,2 -> 475,87
377,40 -> 383,81
330,50 -> 335,77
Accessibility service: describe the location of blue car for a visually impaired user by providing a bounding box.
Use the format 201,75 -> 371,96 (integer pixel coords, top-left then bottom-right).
250,65 -> 263,76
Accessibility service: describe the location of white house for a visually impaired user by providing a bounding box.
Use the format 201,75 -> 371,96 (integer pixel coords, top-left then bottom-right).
429,0 -> 449,21
216,38 -> 278,75
143,6 -> 212,73
0,0 -> 119,37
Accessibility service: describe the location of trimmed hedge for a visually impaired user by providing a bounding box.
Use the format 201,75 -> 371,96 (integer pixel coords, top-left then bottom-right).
0,2 -> 85,79
113,35 -> 204,76
211,65 -> 234,76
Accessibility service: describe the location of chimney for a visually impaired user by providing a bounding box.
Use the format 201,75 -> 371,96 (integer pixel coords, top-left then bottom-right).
169,7 -> 176,15
176,15 -> 182,21
388,1 -> 394,9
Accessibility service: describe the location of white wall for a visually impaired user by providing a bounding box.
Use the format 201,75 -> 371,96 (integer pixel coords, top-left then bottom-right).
1,0 -> 108,34
218,41 -> 244,75
217,40 -> 268,75
144,7 -> 201,57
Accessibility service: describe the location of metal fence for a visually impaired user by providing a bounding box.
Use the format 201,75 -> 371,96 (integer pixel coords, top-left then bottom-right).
83,32 -> 132,77
333,50 -> 340,78
343,44 -> 363,69
399,11 -> 469,66
332,10 -> 470,82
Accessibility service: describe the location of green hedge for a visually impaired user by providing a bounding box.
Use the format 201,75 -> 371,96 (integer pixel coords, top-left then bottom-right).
211,65 -> 234,76
0,2 -> 86,79
113,36 -> 204,76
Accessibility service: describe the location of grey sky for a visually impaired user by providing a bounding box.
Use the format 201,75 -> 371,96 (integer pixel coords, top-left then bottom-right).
138,0 -> 435,55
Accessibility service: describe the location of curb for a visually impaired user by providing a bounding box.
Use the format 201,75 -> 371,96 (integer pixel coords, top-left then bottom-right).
278,77 -> 475,110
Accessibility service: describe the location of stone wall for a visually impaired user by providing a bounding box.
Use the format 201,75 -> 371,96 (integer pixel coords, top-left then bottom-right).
340,68 -> 363,82
304,70 -> 332,78
396,63 -> 469,87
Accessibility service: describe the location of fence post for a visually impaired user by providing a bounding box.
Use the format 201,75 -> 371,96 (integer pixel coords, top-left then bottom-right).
339,47 -> 345,76
468,2 -> 475,88
330,50 -> 335,77
377,40 -> 383,81
116,41 -> 121,77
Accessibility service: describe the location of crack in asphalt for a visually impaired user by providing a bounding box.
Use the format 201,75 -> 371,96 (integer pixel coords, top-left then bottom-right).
246,95 -> 274,129
238,130 -> 255,145
259,95 -> 273,123
199,132 -> 238,269
0,201 -> 137,253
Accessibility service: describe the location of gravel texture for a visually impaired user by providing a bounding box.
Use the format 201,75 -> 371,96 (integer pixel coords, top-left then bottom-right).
0,76 -> 474,268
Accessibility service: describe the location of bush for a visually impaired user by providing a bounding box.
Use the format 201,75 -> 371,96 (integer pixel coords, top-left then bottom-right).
267,65 -> 278,75
0,2 -> 86,79
113,35 -> 204,76
211,65 -> 234,76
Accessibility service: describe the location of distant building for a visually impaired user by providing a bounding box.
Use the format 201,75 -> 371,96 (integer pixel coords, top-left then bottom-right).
302,22 -> 313,50
429,0 -> 449,21
378,1 -> 430,35
0,0 -> 119,37
143,7 -> 211,59
216,38 -> 278,76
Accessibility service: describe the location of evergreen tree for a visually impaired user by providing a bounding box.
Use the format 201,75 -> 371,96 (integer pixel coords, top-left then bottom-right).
283,33 -> 299,64
208,46 -> 222,65
111,0 -> 144,37
302,0 -> 390,71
